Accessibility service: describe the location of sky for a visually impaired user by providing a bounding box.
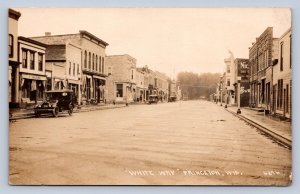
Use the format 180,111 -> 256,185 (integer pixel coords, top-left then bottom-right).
15,8 -> 291,79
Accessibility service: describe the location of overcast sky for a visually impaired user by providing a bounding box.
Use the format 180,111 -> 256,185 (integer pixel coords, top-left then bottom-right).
15,8 -> 291,78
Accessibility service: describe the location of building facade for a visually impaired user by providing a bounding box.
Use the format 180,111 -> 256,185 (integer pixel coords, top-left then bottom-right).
224,50 -> 235,105
135,68 -> 147,102
154,71 -> 169,102
31,31 -> 109,105
8,9 -> 21,107
249,27 -> 278,110
273,28 -> 292,119
18,37 -> 47,107
43,42 -> 82,103
105,54 -> 137,104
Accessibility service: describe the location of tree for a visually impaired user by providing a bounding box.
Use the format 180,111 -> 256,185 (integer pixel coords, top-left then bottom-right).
177,72 -> 220,100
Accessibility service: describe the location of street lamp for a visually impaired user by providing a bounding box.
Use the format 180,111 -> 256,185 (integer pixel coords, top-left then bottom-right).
237,76 -> 241,114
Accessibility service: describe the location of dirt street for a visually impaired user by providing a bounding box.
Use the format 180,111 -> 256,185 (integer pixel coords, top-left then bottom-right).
9,101 -> 291,185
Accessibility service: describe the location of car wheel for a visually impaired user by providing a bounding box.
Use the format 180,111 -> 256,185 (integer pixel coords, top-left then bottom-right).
35,112 -> 41,118
68,104 -> 73,116
52,107 -> 59,117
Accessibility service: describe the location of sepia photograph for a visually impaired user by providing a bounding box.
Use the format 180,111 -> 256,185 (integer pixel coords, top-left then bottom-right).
8,8 -> 292,185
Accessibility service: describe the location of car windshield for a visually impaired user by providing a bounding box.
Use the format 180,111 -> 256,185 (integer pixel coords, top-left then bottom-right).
46,92 -> 69,101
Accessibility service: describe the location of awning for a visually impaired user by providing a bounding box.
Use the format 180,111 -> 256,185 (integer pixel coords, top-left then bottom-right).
68,79 -> 79,84
22,73 -> 47,81
93,75 -> 106,80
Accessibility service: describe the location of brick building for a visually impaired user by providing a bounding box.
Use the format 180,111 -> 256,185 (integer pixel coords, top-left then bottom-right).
105,54 -> 137,104
249,27 -> 279,111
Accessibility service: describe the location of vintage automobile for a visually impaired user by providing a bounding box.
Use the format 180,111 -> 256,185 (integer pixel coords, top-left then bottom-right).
34,90 -> 76,117
148,94 -> 158,104
168,95 -> 177,102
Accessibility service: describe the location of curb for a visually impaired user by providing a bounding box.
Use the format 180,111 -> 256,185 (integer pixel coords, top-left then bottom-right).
9,105 -> 127,121
224,108 -> 292,149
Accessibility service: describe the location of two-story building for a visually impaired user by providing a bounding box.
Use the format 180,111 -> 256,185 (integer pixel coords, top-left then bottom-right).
8,9 -> 21,108
224,50 -> 235,105
42,41 -> 82,103
105,54 -> 137,104
135,68 -> 147,102
30,30 -> 109,104
18,37 -> 47,107
273,28 -> 292,119
155,71 -> 169,102
249,27 -> 278,110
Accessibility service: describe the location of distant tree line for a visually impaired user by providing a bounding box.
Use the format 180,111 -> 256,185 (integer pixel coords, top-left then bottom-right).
177,72 -> 221,100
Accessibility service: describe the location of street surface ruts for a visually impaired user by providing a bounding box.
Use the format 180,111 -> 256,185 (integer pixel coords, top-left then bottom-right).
9,100 -> 291,185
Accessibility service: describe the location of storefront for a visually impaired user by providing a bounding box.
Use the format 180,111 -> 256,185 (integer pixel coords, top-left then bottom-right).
93,75 -> 106,103
20,73 -> 46,106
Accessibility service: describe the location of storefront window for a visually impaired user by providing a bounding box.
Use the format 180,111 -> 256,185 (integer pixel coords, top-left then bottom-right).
116,84 -> 123,97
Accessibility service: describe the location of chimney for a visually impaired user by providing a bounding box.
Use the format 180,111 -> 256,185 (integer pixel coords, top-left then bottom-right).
45,32 -> 51,36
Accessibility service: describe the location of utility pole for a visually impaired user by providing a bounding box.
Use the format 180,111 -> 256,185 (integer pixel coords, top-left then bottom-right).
237,77 -> 241,114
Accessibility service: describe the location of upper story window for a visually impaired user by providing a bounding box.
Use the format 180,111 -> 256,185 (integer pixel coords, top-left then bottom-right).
84,51 -> 87,68
226,65 -> 230,73
22,49 -> 27,68
38,53 -> 43,71
102,58 -> 104,73
108,67 -> 112,76
99,56 -> 102,73
92,53 -> 95,70
30,52 -> 35,70
88,52 -> 91,69
73,63 -> 76,76
290,34 -> 292,69
95,55 -> 98,71
69,62 -> 72,75
77,63 -> 80,75
280,42 -> 284,71
9,34 -> 13,58
131,70 -> 134,80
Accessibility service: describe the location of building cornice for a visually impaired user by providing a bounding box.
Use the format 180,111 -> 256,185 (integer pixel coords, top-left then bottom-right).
9,9 -> 21,20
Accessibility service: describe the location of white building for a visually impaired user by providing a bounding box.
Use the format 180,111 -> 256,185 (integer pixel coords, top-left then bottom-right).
18,37 -> 46,107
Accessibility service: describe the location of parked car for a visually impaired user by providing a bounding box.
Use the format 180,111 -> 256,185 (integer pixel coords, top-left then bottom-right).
148,95 -> 158,104
34,90 -> 76,117
169,96 -> 177,102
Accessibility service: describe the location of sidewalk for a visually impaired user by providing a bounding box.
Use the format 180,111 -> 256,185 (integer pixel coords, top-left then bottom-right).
9,103 -> 126,120
223,104 -> 291,148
